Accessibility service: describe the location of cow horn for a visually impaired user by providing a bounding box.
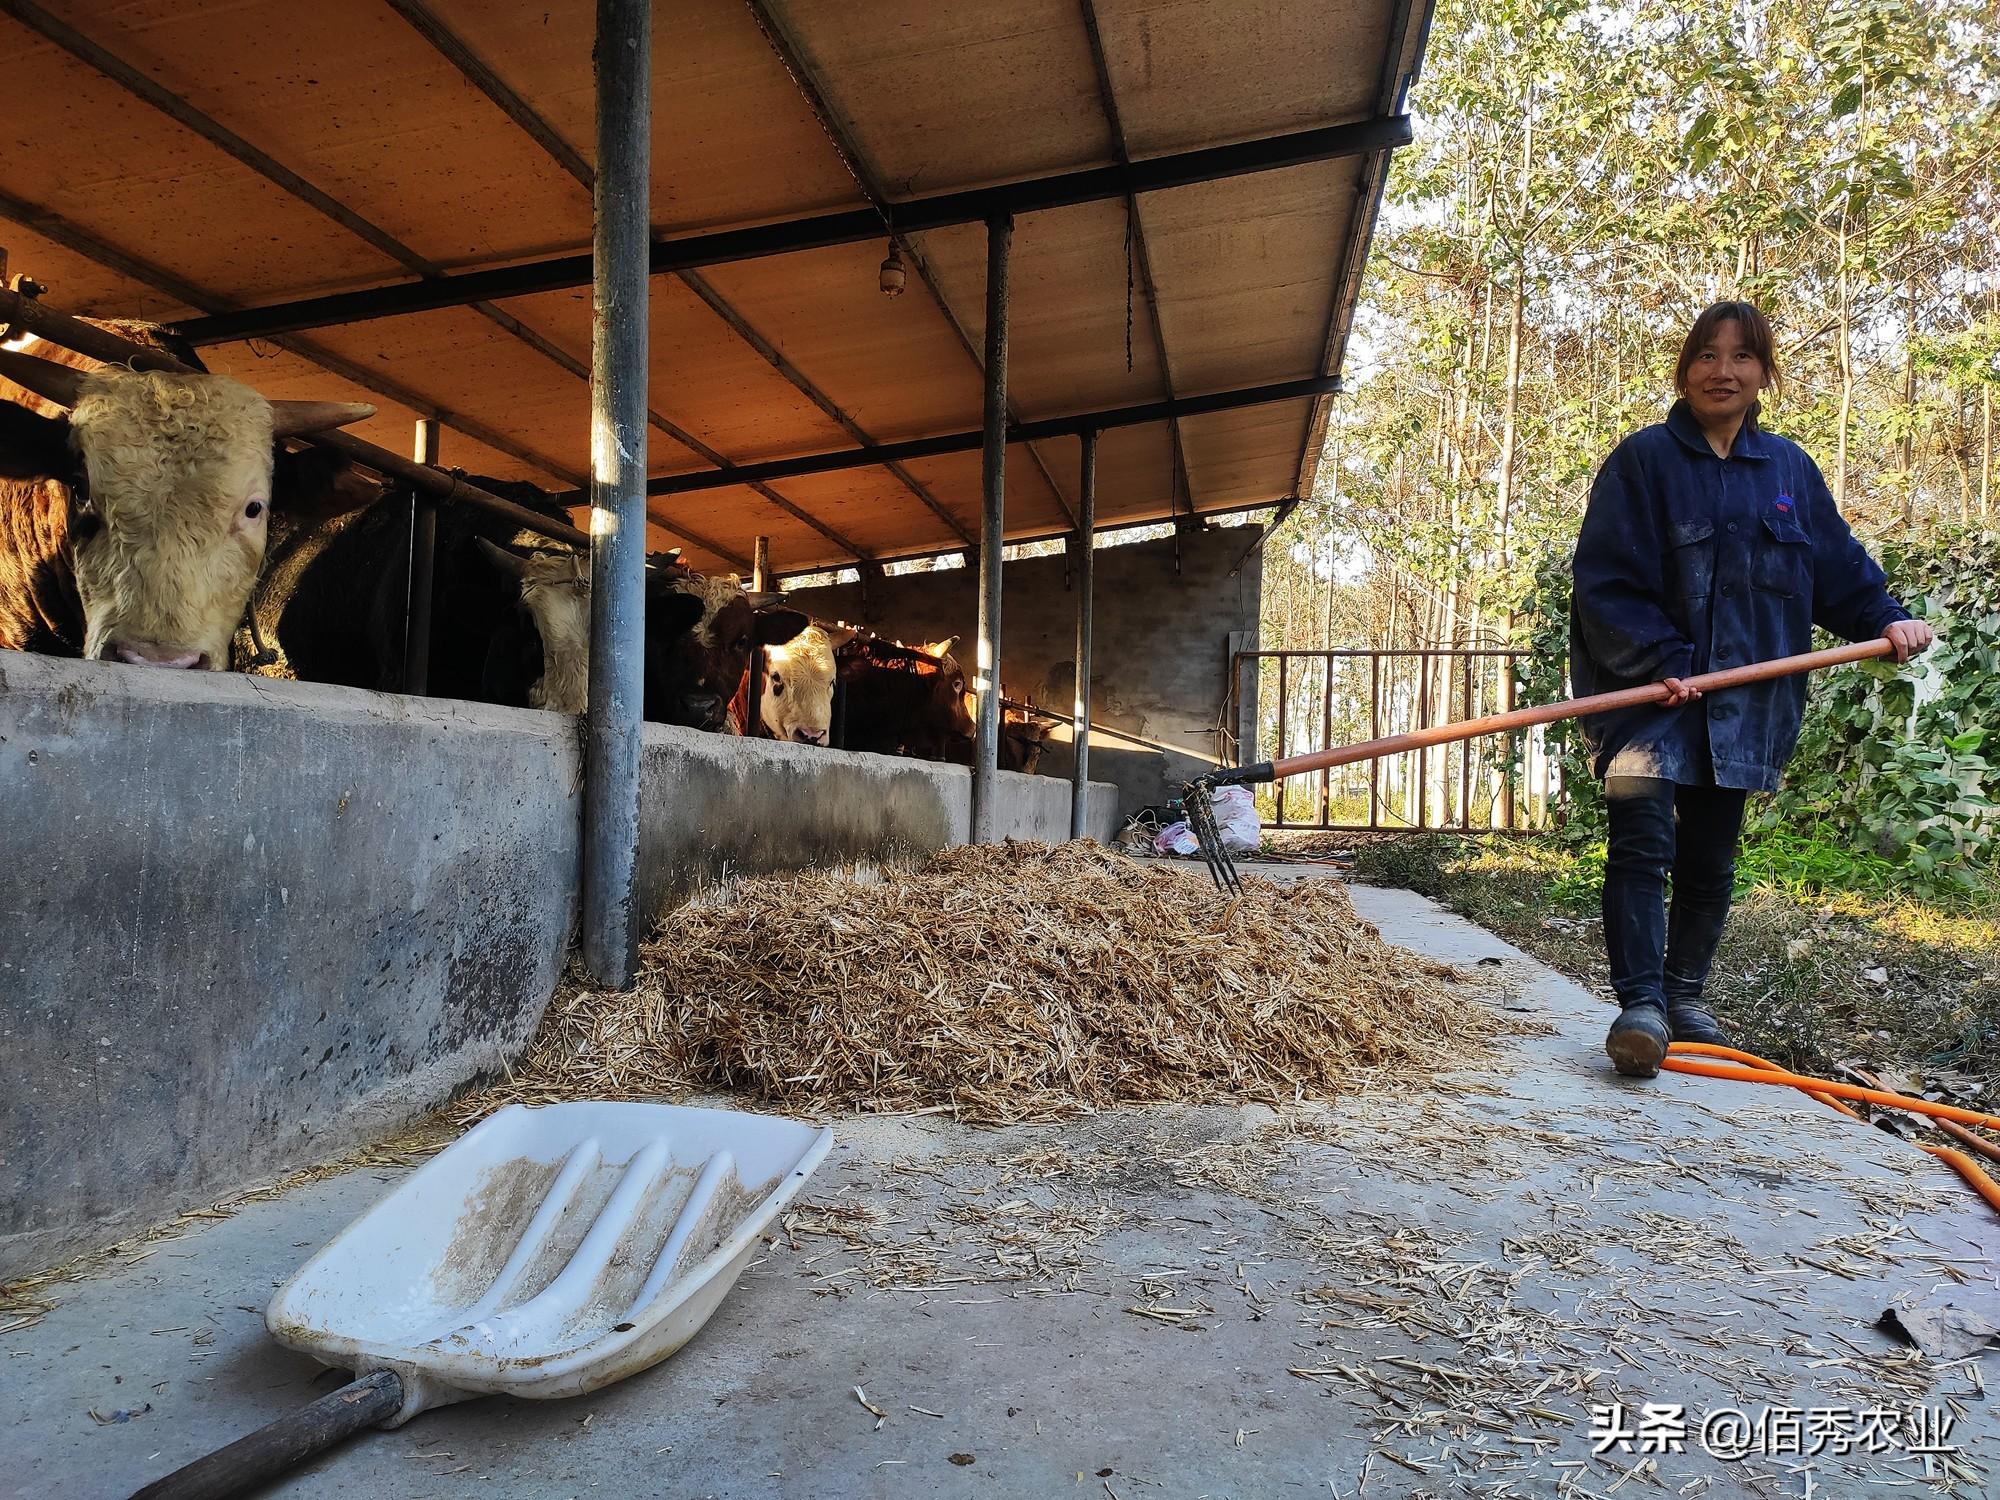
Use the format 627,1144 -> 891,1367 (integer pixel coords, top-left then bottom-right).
474,536 -> 531,580
268,400 -> 375,438
0,349 -> 88,409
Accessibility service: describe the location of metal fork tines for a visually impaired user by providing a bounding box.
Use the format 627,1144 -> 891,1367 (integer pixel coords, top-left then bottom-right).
1182,782 -> 1242,894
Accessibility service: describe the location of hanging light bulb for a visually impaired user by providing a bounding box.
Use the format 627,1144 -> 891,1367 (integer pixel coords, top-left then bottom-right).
878,240 -> 907,298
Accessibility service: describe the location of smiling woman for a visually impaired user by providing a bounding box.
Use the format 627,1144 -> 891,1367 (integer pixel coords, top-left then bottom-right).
1566,299 -> 1936,1081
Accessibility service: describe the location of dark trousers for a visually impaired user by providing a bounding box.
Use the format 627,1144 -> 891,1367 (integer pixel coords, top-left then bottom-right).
1602,777 -> 1749,1013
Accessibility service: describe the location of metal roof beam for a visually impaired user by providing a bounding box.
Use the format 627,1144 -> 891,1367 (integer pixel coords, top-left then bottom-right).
1077,0 -> 1194,531
613,373 -> 1341,499
0,187 -> 584,489
1295,0 -> 1432,496
746,0 -> 1087,530
169,115 -> 1413,346
772,498 -> 1280,585
379,0 -> 883,564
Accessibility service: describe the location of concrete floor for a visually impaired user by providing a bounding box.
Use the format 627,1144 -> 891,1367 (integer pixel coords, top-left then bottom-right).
4,874 -> 1994,1499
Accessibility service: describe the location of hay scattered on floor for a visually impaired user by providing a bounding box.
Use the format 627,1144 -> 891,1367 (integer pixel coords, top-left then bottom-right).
465,840 -> 1516,1125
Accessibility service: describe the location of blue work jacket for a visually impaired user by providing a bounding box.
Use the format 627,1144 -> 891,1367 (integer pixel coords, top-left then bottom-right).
1568,400 -> 1908,792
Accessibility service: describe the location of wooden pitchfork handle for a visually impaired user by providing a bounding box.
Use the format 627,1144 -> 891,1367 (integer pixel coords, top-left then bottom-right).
1206,638 -> 1897,788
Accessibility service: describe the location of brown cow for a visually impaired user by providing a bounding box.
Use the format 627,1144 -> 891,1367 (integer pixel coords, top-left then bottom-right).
0,341 -> 374,669
834,634 -> 977,758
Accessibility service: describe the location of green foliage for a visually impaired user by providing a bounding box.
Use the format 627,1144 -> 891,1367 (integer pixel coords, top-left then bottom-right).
1768,530 -> 2000,897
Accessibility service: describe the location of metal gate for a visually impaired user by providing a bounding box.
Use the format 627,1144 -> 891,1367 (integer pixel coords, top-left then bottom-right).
1222,649 -> 1561,832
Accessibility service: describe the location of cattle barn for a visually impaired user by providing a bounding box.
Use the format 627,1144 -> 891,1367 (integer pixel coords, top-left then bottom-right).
0,0 -> 1424,1277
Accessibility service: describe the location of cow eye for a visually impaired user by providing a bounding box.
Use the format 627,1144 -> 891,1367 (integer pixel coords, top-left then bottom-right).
953,676 -> 965,693
244,500 -> 265,519
70,504 -> 103,542
772,679 -> 785,697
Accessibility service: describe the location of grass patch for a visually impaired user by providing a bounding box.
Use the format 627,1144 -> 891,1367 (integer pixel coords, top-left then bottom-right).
1334,831 -> 2000,1108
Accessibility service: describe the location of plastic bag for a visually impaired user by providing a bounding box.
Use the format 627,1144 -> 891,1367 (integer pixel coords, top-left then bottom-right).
1154,784 -> 1259,856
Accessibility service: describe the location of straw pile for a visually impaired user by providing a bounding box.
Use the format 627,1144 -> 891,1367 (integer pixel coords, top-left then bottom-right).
469,841 -> 1511,1124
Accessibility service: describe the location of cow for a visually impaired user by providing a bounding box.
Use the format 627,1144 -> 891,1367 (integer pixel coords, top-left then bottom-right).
478,544 -> 810,728
0,339 -> 376,670
833,634 -> 977,759
474,539 -> 591,712
235,471 -> 582,704
736,621 -> 855,745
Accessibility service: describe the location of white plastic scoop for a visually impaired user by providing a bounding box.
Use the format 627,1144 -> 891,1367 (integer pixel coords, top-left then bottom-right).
132,1101 -> 832,1499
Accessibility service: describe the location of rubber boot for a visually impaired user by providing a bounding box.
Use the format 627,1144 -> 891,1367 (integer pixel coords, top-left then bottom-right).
1667,1001 -> 1730,1048
1605,1001 -> 1671,1079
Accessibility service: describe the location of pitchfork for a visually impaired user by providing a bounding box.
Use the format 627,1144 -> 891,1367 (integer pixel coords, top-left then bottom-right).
1182,638 -> 1900,892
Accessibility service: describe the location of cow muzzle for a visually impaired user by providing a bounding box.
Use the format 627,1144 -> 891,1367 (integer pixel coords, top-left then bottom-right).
106,641 -> 209,670
682,692 -> 725,729
792,728 -> 828,746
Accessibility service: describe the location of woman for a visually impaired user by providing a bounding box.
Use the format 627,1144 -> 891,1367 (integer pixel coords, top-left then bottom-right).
1569,302 -> 1932,1079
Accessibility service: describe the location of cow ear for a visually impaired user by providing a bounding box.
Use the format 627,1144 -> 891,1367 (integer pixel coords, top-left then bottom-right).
822,623 -> 860,650
654,589 -> 706,634
754,607 -> 810,646
0,402 -> 73,480
926,636 -> 959,659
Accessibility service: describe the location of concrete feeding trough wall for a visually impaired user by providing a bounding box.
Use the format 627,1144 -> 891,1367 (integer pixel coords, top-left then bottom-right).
0,653 -> 1118,1279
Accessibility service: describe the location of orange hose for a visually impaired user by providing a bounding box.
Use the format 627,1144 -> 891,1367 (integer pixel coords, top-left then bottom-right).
1661,1054 -> 2000,1129
1920,1146 -> 2000,1213
1669,1042 -> 1864,1119
1663,1042 -> 2000,1214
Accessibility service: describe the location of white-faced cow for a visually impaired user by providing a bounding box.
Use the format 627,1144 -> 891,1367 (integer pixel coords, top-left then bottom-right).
475,539 -> 591,713
0,344 -> 373,670
749,622 -> 857,745
480,548 -> 810,728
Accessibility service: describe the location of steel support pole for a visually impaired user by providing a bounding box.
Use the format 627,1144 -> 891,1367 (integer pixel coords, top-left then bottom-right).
579,0 -> 650,989
402,418 -> 439,694
971,213 -> 1011,842
1068,429 -> 1097,840
751,535 -> 771,593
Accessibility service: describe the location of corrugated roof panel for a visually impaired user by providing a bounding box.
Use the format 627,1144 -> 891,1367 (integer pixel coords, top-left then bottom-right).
758,467 -> 972,560
1139,160 -> 1360,393
1177,400 -> 1314,503
424,0 -> 869,233
907,203 -> 1171,421
651,487 -> 832,575
893,444 -> 1074,540
0,18 -> 397,307
1089,0 -> 1392,155
676,242 -> 986,448
759,0 -> 1114,193
49,0 -> 592,274
1,0 -> 1422,566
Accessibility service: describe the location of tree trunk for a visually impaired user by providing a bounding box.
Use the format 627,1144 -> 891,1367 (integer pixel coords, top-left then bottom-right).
1497,267 -> 1526,580
1901,274 -> 1917,525
1983,379 -> 1993,520
1835,229 -> 1854,508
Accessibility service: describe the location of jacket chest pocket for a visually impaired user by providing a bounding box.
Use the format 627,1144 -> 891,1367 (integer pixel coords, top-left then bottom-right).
1752,512 -> 1810,596
1668,517 -> 1717,601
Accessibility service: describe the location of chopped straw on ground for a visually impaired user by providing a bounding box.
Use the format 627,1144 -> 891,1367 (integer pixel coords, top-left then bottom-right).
464,841 -> 1515,1125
